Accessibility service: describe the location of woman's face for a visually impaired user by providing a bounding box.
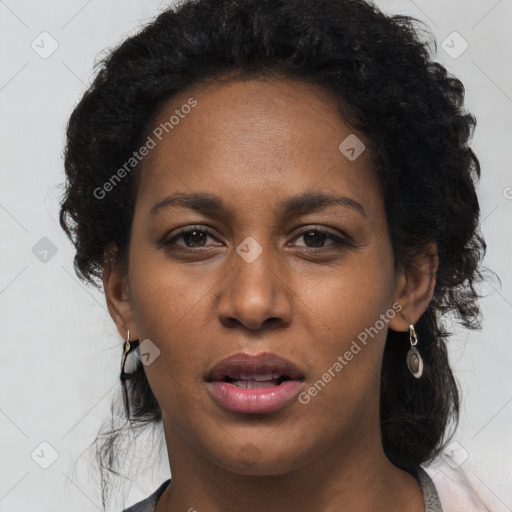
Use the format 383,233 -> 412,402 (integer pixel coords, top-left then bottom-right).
112,77 -> 413,475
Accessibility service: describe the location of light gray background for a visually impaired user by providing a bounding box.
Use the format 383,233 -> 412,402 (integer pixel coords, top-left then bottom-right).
1,0 -> 511,510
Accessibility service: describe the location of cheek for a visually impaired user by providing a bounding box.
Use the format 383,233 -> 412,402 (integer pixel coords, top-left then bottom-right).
130,244 -> 217,334
127,256 -> 216,383
304,252 -> 394,337
296,254 -> 395,396
128,264 -> 213,415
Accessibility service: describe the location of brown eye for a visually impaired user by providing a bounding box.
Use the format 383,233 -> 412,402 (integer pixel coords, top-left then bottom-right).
299,230 -> 332,248
292,227 -> 352,252
178,229 -> 209,247
164,226 -> 220,249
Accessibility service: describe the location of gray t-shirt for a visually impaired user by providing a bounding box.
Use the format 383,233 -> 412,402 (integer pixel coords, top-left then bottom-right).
122,466 -> 443,512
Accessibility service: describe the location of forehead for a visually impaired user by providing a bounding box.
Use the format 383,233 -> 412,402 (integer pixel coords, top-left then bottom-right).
135,77 -> 380,216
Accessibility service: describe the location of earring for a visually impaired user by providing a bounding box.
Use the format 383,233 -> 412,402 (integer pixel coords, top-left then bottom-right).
406,324 -> 424,379
120,330 -> 140,420
120,330 -> 139,382
120,330 -> 132,382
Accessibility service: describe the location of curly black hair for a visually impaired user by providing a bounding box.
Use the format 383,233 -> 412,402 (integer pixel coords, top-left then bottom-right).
59,0 -> 487,506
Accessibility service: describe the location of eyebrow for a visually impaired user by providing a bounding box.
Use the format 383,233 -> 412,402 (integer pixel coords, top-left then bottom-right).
149,191 -> 367,218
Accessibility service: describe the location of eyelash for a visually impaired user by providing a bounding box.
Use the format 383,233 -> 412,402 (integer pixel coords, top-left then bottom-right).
162,225 -> 353,254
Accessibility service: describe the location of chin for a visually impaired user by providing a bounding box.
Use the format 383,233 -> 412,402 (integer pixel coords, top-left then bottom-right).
212,441 -> 312,476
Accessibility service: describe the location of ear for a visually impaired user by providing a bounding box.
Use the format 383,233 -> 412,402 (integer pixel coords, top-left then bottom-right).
102,242 -> 139,341
388,241 -> 438,332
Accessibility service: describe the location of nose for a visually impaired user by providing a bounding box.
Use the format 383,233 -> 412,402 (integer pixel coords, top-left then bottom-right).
216,242 -> 293,332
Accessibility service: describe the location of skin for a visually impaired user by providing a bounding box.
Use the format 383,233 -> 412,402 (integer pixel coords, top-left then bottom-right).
104,77 -> 438,512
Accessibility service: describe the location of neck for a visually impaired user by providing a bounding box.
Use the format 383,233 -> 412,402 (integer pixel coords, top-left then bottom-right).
156,420 -> 425,512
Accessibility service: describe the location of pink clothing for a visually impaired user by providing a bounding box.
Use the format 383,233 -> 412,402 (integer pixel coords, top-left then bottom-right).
423,457 -> 508,512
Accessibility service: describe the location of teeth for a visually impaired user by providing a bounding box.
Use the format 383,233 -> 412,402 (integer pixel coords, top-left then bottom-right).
231,380 -> 277,388
238,372 -> 283,381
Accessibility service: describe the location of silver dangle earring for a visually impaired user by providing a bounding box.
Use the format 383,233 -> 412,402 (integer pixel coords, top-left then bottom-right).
406,324 -> 423,378
120,330 -> 140,420
120,330 -> 132,382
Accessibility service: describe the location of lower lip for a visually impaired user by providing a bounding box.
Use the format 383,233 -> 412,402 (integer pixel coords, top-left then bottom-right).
206,380 -> 304,414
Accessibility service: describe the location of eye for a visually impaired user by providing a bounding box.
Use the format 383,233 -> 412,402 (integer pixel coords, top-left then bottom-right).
162,225 -> 353,253
290,227 -> 352,252
163,226 -> 220,249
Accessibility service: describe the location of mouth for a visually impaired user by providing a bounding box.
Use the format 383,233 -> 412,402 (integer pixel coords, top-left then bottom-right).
205,352 -> 305,414
219,373 -> 293,388
205,351 -> 305,385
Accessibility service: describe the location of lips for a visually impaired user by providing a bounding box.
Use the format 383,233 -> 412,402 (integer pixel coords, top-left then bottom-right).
205,352 -> 305,383
205,352 -> 306,414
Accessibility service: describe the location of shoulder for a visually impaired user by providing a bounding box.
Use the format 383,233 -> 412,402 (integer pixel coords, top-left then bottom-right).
122,479 -> 171,512
421,456 -> 492,512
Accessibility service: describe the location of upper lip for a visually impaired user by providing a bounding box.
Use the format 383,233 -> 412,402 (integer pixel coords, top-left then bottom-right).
205,352 -> 305,382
